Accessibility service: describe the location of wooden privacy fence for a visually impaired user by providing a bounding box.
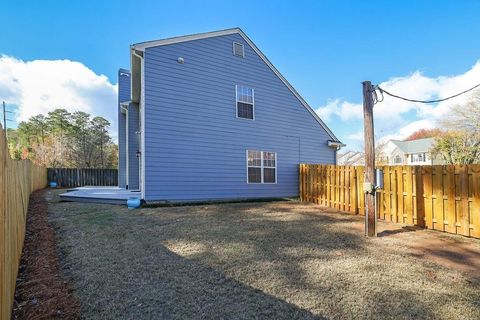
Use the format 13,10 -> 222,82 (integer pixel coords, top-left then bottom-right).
1,127 -> 47,320
300,164 -> 480,239
48,168 -> 118,187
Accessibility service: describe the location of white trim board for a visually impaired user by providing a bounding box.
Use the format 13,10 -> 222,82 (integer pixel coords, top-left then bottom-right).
125,108 -> 129,188
140,56 -> 146,200
131,28 -> 340,143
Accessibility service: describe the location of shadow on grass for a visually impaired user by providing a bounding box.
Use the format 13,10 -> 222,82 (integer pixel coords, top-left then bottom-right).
48,197 -> 329,319
377,225 -> 422,237
46,192 -> 479,319
86,242 -> 324,319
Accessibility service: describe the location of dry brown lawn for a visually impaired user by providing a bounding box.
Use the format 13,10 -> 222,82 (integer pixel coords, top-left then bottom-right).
46,190 -> 480,319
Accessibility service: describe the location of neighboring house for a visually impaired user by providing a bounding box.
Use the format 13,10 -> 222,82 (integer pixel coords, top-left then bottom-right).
337,151 -> 364,166
117,28 -> 343,202
379,138 -> 442,165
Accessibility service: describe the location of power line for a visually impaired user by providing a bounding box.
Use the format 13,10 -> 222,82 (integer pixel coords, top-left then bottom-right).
375,82 -> 480,104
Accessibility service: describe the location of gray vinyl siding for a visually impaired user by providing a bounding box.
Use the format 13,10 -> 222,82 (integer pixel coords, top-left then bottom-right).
143,33 -> 334,201
117,69 -> 130,188
126,103 -> 140,189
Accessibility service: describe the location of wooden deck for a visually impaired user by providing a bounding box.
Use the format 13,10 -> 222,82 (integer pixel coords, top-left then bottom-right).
60,187 -> 141,205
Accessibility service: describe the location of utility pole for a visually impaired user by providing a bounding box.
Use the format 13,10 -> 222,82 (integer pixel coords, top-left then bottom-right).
2,101 -> 14,141
362,81 -> 376,237
2,101 -> 6,131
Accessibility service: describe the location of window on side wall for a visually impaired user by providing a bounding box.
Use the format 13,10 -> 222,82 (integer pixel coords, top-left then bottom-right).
247,150 -> 276,184
236,85 -> 254,119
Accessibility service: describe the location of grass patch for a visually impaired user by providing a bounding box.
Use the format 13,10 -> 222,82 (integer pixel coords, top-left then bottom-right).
46,190 -> 480,320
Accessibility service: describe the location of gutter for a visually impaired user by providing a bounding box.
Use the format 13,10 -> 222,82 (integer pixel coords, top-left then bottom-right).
328,140 -> 346,149
328,140 -> 346,165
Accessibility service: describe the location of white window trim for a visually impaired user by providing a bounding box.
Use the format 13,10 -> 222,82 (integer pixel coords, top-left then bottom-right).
411,152 -> 426,163
235,85 -> 255,120
232,41 -> 245,58
246,150 -> 277,184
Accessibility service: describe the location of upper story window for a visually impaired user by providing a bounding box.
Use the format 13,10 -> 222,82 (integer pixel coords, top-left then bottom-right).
247,150 -> 276,184
233,42 -> 244,58
236,85 -> 254,120
394,155 -> 402,164
411,153 -> 426,162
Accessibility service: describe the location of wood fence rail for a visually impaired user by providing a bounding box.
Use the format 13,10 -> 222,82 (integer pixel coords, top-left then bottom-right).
1,127 -> 47,320
47,168 -> 118,187
300,164 -> 480,239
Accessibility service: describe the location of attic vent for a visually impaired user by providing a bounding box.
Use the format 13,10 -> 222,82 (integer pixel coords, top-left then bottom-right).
233,42 -> 244,58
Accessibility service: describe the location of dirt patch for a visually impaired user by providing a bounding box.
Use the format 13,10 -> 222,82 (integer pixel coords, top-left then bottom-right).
389,229 -> 480,280
12,190 -> 80,320
347,216 -> 480,280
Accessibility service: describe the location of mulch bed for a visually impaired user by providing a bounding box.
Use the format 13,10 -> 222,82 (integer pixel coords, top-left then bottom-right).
12,190 -> 80,320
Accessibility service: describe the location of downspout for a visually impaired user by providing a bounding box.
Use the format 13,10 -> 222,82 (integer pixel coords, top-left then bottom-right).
132,48 -> 145,200
132,49 -> 143,62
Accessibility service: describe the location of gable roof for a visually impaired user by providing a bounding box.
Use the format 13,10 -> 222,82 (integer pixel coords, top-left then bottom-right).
338,151 -> 365,165
131,28 -> 340,143
390,138 -> 435,154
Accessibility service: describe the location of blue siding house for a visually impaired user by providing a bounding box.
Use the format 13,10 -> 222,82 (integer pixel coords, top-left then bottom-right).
118,28 -> 343,202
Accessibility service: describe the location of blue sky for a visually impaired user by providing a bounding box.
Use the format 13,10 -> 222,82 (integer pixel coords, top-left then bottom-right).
1,0 -> 480,149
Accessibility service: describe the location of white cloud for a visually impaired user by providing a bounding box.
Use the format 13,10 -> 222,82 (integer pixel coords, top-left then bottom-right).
316,60 -> 480,150
0,55 -> 117,135
315,99 -> 362,122
346,130 -> 364,141
398,119 -> 435,138
379,119 -> 436,142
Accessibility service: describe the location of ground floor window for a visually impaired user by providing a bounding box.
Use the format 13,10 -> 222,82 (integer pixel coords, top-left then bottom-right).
247,150 -> 276,184
411,153 -> 426,162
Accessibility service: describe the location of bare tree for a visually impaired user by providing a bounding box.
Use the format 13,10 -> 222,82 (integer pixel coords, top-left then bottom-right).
432,90 -> 480,164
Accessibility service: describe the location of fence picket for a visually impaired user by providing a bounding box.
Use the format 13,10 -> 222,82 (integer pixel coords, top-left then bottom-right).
357,166 -> 365,215
299,164 -> 480,239
397,166 -> 405,223
423,166 -> 433,229
471,165 -> 480,238
47,168 -> 118,188
432,166 -> 444,231
384,166 -> 391,221
445,166 -> 456,234
392,166 -> 398,223
1,126 -> 47,320
460,165 -> 469,236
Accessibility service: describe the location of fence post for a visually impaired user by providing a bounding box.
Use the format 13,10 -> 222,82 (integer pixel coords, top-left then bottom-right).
415,166 -> 426,228
352,167 -> 357,213
397,166 -> 404,223
432,166 -> 444,231
460,165 -> 469,236
299,164 -> 303,201
471,165 -> 480,238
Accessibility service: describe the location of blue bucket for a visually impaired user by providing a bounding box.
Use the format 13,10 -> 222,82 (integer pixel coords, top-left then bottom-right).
49,181 -> 57,188
127,197 -> 141,209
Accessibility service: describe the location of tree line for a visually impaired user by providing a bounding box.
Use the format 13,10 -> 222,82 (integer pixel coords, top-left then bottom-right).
7,109 -> 118,168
